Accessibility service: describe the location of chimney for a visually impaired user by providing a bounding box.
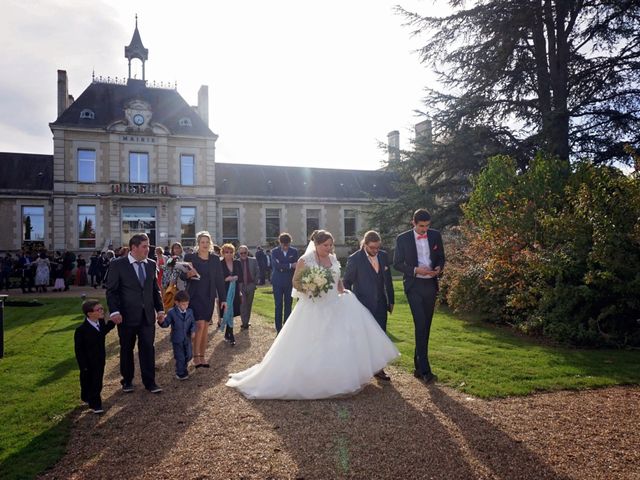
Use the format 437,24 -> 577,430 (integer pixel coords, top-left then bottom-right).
387,130 -> 400,163
415,119 -> 432,146
57,70 -> 69,117
197,85 -> 209,126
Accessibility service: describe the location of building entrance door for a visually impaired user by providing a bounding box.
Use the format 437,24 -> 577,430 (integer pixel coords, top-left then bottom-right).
121,207 -> 156,246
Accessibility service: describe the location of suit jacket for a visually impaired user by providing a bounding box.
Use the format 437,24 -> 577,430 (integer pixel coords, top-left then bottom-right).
393,228 -> 446,292
74,318 -> 116,371
270,246 -> 299,288
183,252 -> 226,302
343,249 -> 395,313
159,306 -> 195,343
240,256 -> 260,287
255,249 -> 268,269
106,256 -> 164,326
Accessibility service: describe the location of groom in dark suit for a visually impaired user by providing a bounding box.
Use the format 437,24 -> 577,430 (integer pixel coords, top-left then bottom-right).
343,230 -> 395,380
393,209 -> 445,384
106,233 -> 165,393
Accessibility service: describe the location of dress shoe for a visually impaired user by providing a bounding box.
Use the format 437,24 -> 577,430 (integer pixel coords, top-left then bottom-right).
121,382 -> 134,393
414,370 -> 438,384
374,369 -> 391,381
91,407 -> 104,414
240,323 -> 251,330
176,373 -> 189,380
147,384 -> 163,393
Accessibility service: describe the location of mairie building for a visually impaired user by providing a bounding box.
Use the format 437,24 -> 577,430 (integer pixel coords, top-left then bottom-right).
0,22 -> 398,256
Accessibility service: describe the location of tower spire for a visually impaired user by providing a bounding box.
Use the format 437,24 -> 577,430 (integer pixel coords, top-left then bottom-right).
124,14 -> 149,81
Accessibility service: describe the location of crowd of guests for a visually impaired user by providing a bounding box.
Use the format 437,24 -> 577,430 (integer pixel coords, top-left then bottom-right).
0,249 -> 112,293
0,242 -> 275,295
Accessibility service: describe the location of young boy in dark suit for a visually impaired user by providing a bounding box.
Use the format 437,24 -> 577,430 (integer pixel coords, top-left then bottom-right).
158,290 -> 196,380
74,299 -> 115,414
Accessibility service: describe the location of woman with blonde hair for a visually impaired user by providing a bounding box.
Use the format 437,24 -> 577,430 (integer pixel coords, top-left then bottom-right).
183,231 -> 226,368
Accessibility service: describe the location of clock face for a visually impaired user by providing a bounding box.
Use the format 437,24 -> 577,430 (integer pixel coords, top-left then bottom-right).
133,114 -> 145,126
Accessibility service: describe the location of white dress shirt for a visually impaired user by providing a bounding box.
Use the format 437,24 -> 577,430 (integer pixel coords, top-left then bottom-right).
414,230 -> 434,279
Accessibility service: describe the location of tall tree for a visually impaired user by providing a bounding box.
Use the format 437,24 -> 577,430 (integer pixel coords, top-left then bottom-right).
399,0 -> 640,165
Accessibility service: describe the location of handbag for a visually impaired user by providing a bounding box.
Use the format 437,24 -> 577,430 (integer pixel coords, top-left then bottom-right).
163,282 -> 178,312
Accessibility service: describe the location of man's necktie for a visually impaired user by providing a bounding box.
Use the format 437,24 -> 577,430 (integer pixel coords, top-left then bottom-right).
243,260 -> 253,284
135,261 -> 146,286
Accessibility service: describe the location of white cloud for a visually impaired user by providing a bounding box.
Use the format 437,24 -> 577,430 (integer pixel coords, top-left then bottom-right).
0,0 -> 438,169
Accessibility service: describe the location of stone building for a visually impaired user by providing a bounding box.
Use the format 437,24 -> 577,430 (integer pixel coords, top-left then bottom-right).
0,22 -> 397,257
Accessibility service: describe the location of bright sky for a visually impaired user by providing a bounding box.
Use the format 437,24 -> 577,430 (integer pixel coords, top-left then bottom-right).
1,0 -> 442,170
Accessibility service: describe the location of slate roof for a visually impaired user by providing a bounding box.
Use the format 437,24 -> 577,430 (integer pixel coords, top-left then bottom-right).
215,163 -> 399,200
51,80 -> 215,137
0,154 -> 399,202
0,152 -> 53,191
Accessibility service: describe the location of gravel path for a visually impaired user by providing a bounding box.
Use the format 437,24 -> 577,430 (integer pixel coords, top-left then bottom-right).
39,311 -> 640,480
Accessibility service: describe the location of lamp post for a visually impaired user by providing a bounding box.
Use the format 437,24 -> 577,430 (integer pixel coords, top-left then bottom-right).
0,295 -> 7,358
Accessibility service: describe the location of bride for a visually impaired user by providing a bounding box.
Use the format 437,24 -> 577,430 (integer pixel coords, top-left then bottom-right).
226,229 -> 399,400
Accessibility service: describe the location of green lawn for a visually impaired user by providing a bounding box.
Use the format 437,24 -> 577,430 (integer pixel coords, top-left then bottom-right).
0,296 -> 105,480
1,289 -> 639,479
252,283 -> 640,398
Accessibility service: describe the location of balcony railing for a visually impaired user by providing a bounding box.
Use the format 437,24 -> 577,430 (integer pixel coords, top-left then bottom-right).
110,183 -> 169,195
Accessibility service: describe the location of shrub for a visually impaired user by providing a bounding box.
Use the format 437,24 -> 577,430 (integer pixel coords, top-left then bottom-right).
443,154 -> 640,346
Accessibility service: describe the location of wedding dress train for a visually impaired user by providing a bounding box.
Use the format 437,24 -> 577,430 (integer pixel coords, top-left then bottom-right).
226,252 -> 399,400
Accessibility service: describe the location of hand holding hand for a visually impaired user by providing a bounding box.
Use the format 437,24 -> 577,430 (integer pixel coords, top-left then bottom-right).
156,311 -> 166,323
111,314 -> 123,325
220,301 -> 227,310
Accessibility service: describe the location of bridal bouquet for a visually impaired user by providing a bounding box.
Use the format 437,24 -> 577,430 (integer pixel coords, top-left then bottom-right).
299,265 -> 334,299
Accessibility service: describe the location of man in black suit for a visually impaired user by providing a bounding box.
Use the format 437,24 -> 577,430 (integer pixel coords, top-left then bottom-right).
74,299 -> 115,414
106,233 -> 165,393
343,230 -> 395,381
393,209 -> 445,384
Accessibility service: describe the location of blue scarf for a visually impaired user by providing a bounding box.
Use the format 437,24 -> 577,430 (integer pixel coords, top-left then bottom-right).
219,280 -> 236,331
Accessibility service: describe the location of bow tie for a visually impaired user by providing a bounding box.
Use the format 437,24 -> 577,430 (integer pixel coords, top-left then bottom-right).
416,234 -> 428,240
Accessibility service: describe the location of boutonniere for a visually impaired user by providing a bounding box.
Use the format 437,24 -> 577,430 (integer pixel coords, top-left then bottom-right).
384,266 -> 389,271
432,245 -> 439,251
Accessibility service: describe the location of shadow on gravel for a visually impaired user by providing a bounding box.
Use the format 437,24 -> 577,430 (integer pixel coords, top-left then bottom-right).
428,386 -> 570,479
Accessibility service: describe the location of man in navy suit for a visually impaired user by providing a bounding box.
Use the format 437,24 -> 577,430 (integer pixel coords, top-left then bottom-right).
106,233 -> 165,393
343,230 -> 395,380
270,233 -> 298,333
393,209 -> 445,384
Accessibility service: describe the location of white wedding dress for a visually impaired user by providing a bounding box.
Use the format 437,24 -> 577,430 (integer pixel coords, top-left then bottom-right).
226,249 -> 400,400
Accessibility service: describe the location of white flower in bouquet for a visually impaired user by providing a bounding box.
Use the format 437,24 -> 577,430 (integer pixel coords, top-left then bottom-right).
300,265 -> 334,299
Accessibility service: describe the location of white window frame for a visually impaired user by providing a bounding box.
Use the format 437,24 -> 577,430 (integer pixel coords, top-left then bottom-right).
78,149 -> 96,183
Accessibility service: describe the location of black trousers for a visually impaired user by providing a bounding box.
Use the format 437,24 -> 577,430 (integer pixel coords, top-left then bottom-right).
117,322 -> 156,388
80,364 -> 105,409
370,297 -> 389,332
406,278 -> 438,375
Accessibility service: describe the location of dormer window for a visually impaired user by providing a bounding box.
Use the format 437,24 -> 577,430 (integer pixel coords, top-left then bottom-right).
178,117 -> 192,127
79,109 -> 95,119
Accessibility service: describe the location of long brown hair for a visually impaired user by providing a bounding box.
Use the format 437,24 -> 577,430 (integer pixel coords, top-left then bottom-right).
360,230 -> 381,249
